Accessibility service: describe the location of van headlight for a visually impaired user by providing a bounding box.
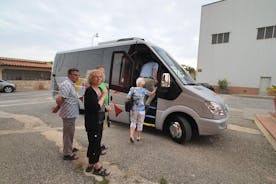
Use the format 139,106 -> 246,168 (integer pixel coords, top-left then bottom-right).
205,101 -> 225,116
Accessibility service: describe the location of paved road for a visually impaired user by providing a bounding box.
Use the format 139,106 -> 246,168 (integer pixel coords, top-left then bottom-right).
1,90 -> 276,184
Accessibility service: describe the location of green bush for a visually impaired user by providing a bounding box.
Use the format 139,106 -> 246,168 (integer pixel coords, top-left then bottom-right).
267,85 -> 276,95
218,79 -> 229,90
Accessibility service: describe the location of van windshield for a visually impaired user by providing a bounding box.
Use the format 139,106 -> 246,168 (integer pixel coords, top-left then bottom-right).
152,46 -> 196,85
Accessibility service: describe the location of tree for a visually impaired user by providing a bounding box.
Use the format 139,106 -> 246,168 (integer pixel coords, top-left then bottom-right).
181,64 -> 196,79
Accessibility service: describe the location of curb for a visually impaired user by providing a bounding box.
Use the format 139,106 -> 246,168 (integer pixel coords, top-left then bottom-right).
255,115 -> 276,151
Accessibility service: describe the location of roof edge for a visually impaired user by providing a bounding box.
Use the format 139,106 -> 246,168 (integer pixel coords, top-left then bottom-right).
0,57 -> 50,64
202,0 -> 226,7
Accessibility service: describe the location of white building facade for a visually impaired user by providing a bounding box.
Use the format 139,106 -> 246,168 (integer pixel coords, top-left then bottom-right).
197,0 -> 276,95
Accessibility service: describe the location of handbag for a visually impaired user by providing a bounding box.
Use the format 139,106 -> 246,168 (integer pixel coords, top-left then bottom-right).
125,96 -> 134,112
125,89 -> 135,112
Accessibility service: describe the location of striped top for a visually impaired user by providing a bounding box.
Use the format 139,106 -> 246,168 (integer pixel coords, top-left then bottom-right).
58,78 -> 79,118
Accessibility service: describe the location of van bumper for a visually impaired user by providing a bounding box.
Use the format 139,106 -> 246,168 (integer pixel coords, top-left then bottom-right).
197,117 -> 228,135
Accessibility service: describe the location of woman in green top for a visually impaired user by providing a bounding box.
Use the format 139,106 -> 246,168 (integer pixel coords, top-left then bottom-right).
96,65 -> 111,154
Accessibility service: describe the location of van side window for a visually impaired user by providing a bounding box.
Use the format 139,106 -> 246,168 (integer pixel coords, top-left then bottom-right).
110,52 -> 133,92
77,49 -> 103,76
61,52 -> 79,74
55,54 -> 64,72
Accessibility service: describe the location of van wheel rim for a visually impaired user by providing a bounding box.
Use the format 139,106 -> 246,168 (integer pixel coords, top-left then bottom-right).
169,121 -> 182,139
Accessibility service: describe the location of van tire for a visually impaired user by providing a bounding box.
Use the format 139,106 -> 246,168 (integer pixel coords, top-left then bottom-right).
167,115 -> 192,143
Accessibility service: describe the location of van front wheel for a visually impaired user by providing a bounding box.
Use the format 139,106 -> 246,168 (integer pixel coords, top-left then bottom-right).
167,116 -> 192,144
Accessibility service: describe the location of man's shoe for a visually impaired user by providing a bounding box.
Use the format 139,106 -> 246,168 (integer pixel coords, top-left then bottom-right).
63,154 -> 79,161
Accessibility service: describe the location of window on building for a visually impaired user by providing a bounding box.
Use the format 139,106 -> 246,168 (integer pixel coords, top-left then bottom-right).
217,33 -> 223,43
257,25 -> 276,40
223,32 -> 229,43
212,34 -> 217,44
2,69 -> 51,80
257,27 -> 265,39
211,32 -> 230,44
265,26 -> 273,39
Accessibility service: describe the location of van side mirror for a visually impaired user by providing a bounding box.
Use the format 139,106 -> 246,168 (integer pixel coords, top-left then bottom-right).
161,73 -> 170,88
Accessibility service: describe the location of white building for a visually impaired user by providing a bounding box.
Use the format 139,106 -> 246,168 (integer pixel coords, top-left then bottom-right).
197,0 -> 276,95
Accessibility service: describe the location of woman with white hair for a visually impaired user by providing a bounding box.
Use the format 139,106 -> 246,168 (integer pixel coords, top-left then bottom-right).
126,77 -> 156,143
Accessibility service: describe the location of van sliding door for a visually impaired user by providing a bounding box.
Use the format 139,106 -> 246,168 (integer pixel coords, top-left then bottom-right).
108,52 -> 134,124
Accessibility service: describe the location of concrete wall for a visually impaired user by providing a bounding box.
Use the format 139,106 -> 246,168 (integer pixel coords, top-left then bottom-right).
197,0 -> 276,94
11,80 -> 51,91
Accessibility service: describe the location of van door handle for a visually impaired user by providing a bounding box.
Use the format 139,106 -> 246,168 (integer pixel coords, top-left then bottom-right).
110,96 -> 112,101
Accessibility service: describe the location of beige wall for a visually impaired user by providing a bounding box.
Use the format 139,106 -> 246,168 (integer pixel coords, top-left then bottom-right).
197,0 -> 276,91
11,80 -> 51,91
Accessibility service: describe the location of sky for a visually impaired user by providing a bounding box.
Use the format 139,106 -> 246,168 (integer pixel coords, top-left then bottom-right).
0,0 -> 218,68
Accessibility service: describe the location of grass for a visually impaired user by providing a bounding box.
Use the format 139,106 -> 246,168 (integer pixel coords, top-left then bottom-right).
97,178 -> 109,184
74,162 -> 84,171
159,177 -> 169,184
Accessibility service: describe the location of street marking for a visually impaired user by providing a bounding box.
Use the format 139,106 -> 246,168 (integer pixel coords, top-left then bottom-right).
0,111 -> 48,129
0,126 -> 85,136
265,176 -> 276,183
0,111 -> 156,183
0,99 -> 53,107
228,124 -> 260,134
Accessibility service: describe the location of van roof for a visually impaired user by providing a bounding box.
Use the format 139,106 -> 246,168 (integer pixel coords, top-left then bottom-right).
56,37 -> 152,54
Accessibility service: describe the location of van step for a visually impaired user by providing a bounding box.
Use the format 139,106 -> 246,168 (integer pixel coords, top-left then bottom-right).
145,115 -> 156,119
148,105 -> 157,110
143,122 -> 155,127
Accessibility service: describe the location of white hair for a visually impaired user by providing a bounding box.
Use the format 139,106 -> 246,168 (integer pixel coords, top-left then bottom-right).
136,77 -> 145,87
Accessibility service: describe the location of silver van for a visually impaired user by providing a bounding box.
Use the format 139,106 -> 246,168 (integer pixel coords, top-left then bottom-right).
51,37 -> 228,143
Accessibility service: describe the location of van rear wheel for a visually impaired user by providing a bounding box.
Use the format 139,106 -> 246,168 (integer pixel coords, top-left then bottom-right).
167,115 -> 192,144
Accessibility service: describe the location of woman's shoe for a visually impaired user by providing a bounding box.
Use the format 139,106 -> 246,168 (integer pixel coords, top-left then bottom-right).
85,164 -> 94,172
130,137 -> 134,143
101,150 -> 107,155
100,145 -> 108,155
101,144 -> 108,151
136,137 -> 140,141
93,167 -> 110,176
72,147 -> 79,152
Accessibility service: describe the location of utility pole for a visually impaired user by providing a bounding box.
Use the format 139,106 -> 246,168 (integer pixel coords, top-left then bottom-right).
92,33 -> 99,46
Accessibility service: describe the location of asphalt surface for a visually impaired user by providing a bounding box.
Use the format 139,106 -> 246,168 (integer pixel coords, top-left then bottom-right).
1,90 -> 276,184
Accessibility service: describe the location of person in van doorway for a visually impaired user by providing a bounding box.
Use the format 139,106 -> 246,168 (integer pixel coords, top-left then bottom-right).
139,60 -> 159,106
127,77 -> 156,143
52,68 -> 80,161
84,69 -> 110,176
95,65 -> 111,155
